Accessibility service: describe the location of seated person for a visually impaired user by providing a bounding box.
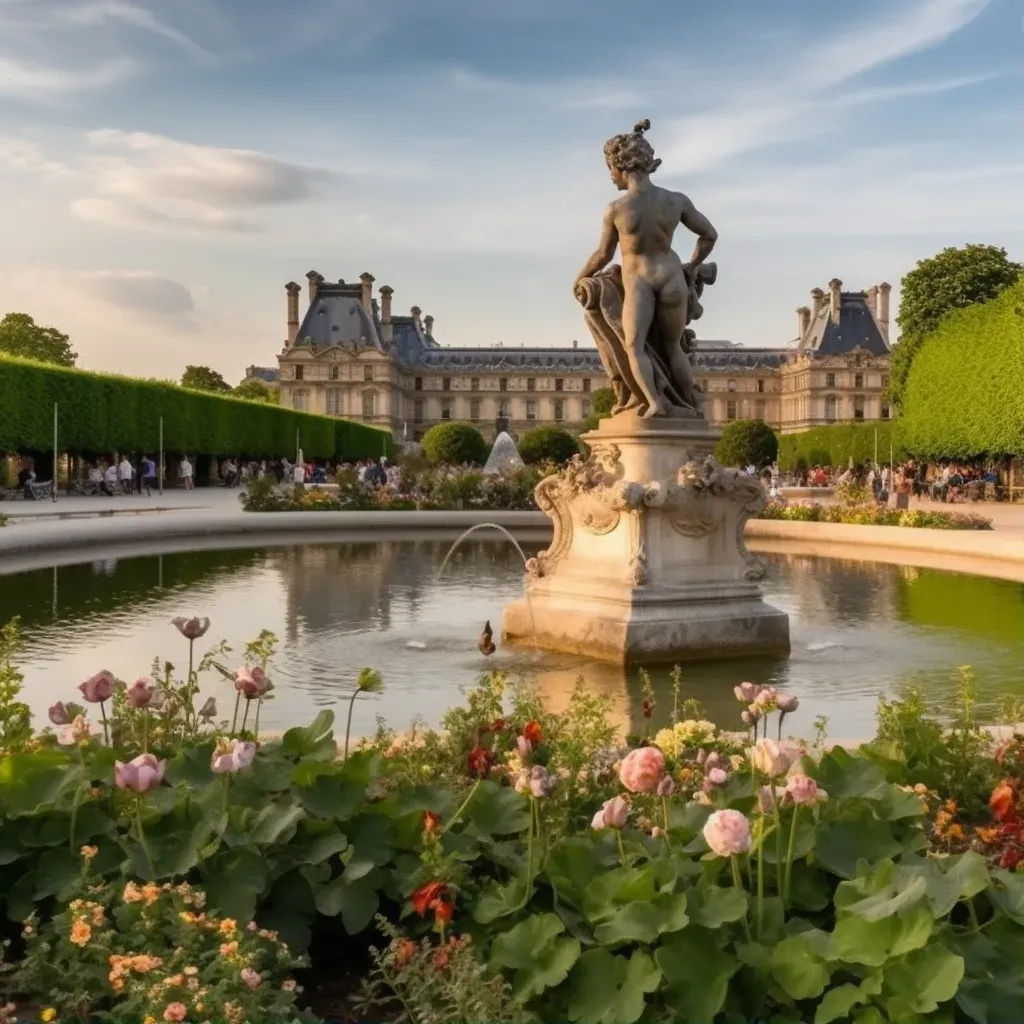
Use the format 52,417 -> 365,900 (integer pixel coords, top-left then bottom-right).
102,463 -> 119,496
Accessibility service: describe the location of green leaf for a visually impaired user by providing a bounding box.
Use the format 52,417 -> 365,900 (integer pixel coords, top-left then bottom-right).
0,751 -> 82,814
812,747 -> 887,800
593,892 -> 688,946
688,884 -> 748,929
789,863 -> 832,911
34,846 -> 87,900
582,864 -> 657,923
463,781 -> 532,836
814,983 -> 870,1024
837,863 -> 929,922
882,944 -> 964,1015
165,741 -> 216,789
656,927 -> 740,1022
279,710 -> 336,760
955,926 -> 1024,1024
829,905 -> 933,966
296,773 -> 367,821
988,868 -> 1024,925
546,837 -> 598,907
568,948 -> 661,1024
201,847 -> 270,922
815,819 -> 904,879
474,876 -> 530,923
490,914 -> 581,1000
773,933 -> 832,1000
242,800 -> 304,845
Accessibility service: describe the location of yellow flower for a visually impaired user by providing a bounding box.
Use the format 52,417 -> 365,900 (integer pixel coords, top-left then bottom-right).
183,966 -> 198,976
218,918 -> 237,936
80,845 -> 98,862
41,1009 -> 57,1023
144,1017 -> 157,1024
69,919 -> 92,946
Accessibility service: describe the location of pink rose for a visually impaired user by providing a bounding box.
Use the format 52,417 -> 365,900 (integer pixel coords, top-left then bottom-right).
734,682 -> 761,703
703,809 -> 751,857
752,738 -> 791,778
786,773 -> 826,806
163,1003 -> 188,1023
211,739 -> 256,774
235,666 -> 268,700
172,616 -> 210,640
114,753 -> 166,794
591,795 -> 629,830
127,678 -> 154,708
48,701 -> 70,725
618,746 -> 666,794
707,767 -> 728,786
79,670 -> 114,703
240,967 -> 261,990
516,735 -> 533,758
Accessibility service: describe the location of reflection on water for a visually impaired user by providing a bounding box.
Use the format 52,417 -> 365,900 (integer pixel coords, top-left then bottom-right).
2,541 -> 1022,741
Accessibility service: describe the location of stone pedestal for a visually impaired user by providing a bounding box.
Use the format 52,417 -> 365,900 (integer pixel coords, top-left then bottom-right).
501,415 -> 790,663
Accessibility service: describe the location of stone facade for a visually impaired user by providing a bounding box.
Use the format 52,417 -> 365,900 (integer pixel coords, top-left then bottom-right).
265,271 -> 892,440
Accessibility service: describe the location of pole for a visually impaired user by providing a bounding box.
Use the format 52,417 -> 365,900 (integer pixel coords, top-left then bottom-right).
874,428 -> 878,469
296,427 -> 300,465
52,565 -> 58,620
158,554 -> 163,589
158,417 -> 164,496
52,402 -> 58,502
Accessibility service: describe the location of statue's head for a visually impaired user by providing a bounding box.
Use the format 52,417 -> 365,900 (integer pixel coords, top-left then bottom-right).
603,119 -> 662,189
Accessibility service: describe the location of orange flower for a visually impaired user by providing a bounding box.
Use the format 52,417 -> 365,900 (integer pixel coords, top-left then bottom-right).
522,721 -> 542,746
991,781 -> 1016,824
218,918 -> 238,936
163,1003 -> 187,1023
977,826 -> 999,844
69,919 -> 92,946
393,938 -> 417,971
219,940 -> 239,957
124,882 -> 144,903
80,845 -> 99,861
946,824 -> 965,842
411,881 -> 454,924
423,811 -> 440,834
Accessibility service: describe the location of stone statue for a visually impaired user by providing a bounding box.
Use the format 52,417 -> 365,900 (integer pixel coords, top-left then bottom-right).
573,119 -> 719,420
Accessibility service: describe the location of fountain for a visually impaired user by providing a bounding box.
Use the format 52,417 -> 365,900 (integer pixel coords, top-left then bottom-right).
500,119 -> 790,663
482,431 -> 525,475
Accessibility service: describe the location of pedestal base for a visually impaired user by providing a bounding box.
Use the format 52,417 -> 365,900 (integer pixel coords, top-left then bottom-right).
500,416 -> 790,665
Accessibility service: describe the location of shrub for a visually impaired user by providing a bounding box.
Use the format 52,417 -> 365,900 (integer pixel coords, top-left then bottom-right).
777,423 -> 906,472
421,422 -> 489,466
757,499 -> 992,529
714,418 -> 778,469
517,426 -> 580,465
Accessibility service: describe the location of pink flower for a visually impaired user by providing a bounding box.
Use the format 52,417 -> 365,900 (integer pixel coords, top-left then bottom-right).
114,753 -> 166,794
657,775 -> 676,797
591,795 -> 629,830
127,678 -> 154,709
734,682 -> 761,703
753,686 -> 778,709
172,616 -> 210,640
776,692 -> 799,713
786,773 -> 827,806
706,767 -> 728,786
240,967 -> 262,990
618,746 -> 666,794
741,708 -> 761,726
759,785 -> 785,813
48,701 -> 69,725
163,1003 -> 188,1022
703,809 -> 751,857
78,670 -> 114,703
651,826 -> 665,838
752,738 -> 792,778
516,735 -> 533,758
235,666 -> 268,700
210,739 -> 256,774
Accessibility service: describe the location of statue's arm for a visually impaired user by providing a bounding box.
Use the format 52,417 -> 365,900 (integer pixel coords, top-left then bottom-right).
679,195 -> 718,267
573,206 -> 619,289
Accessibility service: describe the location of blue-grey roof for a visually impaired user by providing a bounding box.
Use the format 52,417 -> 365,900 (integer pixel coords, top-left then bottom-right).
246,365 -> 280,382
802,291 -> 891,357
410,346 -> 605,372
294,282 -> 383,351
692,348 -> 787,370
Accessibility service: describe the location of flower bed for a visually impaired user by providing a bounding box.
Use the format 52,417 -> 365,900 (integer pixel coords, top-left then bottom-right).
759,499 -> 993,530
0,618 -> 1020,1023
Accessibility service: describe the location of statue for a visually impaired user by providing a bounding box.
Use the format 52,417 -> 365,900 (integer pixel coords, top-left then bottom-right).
573,119 -> 719,420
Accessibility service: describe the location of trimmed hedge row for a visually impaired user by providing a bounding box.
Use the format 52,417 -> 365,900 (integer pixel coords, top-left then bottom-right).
776,422 -> 906,471
0,356 -> 393,461
899,277 -> 1024,460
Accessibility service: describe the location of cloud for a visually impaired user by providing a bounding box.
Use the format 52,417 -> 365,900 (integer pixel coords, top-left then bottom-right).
57,0 -> 211,58
70,130 -> 331,233
0,55 -> 136,97
72,271 -> 199,330
449,68 -> 641,112
0,137 -> 74,180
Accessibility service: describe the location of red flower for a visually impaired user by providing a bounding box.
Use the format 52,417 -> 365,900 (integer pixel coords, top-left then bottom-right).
490,718 -> 506,733
410,882 -> 454,924
522,721 -> 542,746
642,700 -> 653,720
423,811 -> 440,834
467,746 -> 493,778
999,847 -> 1021,871
990,781 -> 1017,824
393,938 -> 417,971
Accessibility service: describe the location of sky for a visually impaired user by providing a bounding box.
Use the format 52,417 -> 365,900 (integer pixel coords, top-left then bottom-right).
0,0 -> 1021,383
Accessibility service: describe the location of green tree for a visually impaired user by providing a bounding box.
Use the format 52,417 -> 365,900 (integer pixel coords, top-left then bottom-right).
891,244 -> 1022,409
421,421 -> 489,465
181,365 -> 231,393
234,378 -> 278,404
518,426 -> 580,465
580,386 -> 615,432
715,419 -> 778,469
0,313 -> 77,366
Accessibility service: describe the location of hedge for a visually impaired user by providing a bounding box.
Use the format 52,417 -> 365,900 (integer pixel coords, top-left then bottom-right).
0,356 -> 393,461
776,422 -> 907,471
898,276 -> 1024,460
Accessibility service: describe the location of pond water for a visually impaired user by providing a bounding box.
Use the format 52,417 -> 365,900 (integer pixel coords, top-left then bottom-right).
2,540 -> 1022,741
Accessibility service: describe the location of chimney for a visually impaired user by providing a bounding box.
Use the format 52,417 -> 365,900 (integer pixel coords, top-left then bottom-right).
877,282 -> 891,340
359,271 -> 375,313
305,269 -> 323,303
285,281 -> 301,346
866,284 -> 879,318
423,314 -> 434,339
796,305 -> 811,341
378,285 -> 394,344
810,287 -> 825,318
410,305 -> 423,331
828,278 -> 842,324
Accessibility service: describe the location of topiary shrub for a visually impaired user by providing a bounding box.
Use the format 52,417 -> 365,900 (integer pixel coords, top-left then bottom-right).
518,426 -> 580,465
714,419 -> 778,469
421,421 -> 489,466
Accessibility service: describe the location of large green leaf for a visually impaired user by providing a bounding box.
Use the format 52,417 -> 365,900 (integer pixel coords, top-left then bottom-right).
988,868 -> 1024,925
582,864 -> 657,923
656,927 -> 740,1022
545,837 -> 598,907
815,819 -> 904,879
0,752 -> 82,814
772,933 -> 832,1000
835,859 -> 929,922
593,892 -> 688,946
829,905 -> 933,966
474,876 -> 531,924
882,944 -> 964,1016
814,983 -> 871,1024
812,748 -> 887,800
279,710 -> 336,760
567,948 -> 661,1024
954,925 -> 1024,1024
165,741 -> 216,789
463,781 -> 531,836
240,800 -> 304,846
688,883 -> 748,929
490,914 -> 581,1001
295,774 -> 367,821
201,847 -> 270,922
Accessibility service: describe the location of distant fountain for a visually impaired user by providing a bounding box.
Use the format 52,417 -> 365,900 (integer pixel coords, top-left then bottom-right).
482,432 -> 524,476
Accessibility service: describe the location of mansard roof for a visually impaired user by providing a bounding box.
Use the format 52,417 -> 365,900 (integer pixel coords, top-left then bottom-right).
293,281 -> 384,351
800,291 -> 891,357
692,348 -> 787,371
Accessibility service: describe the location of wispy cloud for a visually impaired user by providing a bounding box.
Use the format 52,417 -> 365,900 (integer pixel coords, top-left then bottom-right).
57,0 -> 213,60
0,55 -> 136,98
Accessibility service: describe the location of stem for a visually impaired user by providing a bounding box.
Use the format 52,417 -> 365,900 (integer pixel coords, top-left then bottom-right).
778,711 -> 785,742
615,828 -> 626,867
344,690 -> 358,759
661,796 -> 670,834
730,856 -> 753,943
230,690 -> 242,735
442,780 -> 481,834
69,749 -> 85,852
136,800 -> 156,879
142,709 -> 149,754
967,898 -> 981,933
99,701 -> 110,746
241,699 -> 251,736
784,803 -> 800,908
756,818 -> 765,940
518,801 -> 535,909
772,798 -> 784,898
253,696 -> 263,742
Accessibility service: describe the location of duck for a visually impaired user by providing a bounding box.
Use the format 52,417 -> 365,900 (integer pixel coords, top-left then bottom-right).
478,620 -> 496,656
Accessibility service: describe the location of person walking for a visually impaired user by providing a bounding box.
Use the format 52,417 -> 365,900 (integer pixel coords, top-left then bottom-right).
180,455 -> 194,491
118,454 -> 134,495
142,455 -> 157,496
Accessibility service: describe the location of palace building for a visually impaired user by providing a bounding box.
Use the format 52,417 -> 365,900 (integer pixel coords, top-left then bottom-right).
256,270 -> 892,441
